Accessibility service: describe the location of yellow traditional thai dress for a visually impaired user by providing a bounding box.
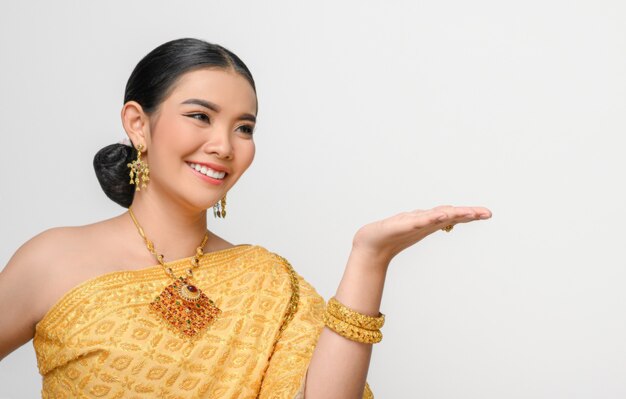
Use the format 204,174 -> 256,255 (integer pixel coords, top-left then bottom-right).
33,244 -> 374,398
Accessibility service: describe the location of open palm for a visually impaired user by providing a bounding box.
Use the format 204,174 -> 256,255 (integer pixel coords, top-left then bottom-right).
352,205 -> 492,265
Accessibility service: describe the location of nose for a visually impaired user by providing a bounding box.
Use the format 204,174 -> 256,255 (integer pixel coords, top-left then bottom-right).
204,126 -> 234,160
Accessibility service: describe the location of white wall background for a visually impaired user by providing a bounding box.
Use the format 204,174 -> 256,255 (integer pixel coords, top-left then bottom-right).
1,1 -> 625,398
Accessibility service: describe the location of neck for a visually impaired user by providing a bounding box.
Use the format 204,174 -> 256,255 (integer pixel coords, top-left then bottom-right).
125,190 -> 213,263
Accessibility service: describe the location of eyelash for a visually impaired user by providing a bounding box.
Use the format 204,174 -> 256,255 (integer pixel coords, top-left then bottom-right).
188,113 -> 210,123
187,113 -> 254,135
237,125 -> 254,135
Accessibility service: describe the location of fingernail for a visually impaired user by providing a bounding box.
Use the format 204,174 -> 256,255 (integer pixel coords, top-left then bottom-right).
479,214 -> 490,219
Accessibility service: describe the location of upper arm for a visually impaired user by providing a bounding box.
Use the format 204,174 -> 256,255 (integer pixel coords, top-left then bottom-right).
0,227 -> 65,361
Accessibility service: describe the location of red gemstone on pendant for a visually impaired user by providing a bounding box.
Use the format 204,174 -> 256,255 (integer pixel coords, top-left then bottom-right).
187,284 -> 198,293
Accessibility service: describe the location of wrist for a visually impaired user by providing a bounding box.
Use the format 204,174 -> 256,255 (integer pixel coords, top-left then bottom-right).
335,249 -> 388,319
348,244 -> 391,274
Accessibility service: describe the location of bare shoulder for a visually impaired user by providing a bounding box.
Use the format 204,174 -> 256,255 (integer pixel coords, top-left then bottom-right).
4,224 -> 96,268
0,225 -> 89,359
1,218 -> 120,325
2,226 -> 76,284
1,226 -> 90,310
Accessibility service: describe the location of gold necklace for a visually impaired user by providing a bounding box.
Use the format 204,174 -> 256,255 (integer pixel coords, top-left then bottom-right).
128,206 -> 221,338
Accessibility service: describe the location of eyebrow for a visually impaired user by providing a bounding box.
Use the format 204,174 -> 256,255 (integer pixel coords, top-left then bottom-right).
180,98 -> 256,123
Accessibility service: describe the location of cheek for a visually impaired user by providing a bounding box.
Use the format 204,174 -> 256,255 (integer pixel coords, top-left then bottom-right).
241,140 -> 256,168
231,140 -> 255,175
149,126 -> 193,175
248,141 -> 256,161
155,121 -> 199,155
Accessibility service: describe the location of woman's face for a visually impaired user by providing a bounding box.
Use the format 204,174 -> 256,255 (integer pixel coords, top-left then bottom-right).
138,68 -> 257,212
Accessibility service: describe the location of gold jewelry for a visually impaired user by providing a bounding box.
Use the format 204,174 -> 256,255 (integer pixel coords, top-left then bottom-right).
326,297 -> 385,330
128,206 -> 221,338
322,310 -> 383,344
322,297 -> 384,344
127,143 -> 150,191
442,224 -> 454,232
213,194 -> 227,218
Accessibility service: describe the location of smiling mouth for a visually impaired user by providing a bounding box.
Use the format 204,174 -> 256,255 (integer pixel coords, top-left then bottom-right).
186,162 -> 228,180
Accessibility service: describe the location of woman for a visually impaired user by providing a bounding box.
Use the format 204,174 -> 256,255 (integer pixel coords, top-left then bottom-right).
0,38 -> 491,398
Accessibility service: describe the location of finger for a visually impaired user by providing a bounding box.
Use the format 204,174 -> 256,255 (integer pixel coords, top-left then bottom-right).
436,205 -> 492,220
434,206 -> 474,220
458,206 -> 492,220
430,205 -> 471,221
432,214 -> 472,231
410,206 -> 492,231
431,207 -> 486,229
473,207 -> 492,219
408,209 -> 453,229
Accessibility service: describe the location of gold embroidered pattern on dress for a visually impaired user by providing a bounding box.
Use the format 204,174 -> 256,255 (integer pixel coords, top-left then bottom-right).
33,245 -> 374,398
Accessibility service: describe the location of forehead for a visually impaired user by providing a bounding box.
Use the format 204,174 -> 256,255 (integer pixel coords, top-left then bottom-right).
166,68 -> 257,114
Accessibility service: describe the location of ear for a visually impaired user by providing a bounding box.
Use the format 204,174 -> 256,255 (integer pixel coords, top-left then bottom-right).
121,101 -> 150,149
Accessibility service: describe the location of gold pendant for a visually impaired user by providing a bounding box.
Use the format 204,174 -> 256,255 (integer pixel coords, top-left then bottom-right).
149,277 -> 221,338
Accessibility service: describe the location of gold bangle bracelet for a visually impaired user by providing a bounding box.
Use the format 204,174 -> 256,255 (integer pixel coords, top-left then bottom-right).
326,297 -> 385,330
322,310 -> 383,344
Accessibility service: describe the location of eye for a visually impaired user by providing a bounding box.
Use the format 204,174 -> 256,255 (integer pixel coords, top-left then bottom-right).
187,113 -> 210,123
236,125 -> 255,135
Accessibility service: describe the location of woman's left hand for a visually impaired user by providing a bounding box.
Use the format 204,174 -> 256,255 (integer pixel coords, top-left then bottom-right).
351,205 -> 492,270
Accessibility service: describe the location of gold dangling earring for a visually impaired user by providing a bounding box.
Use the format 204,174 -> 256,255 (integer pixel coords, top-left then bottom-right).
126,143 -> 150,191
220,195 -> 227,218
213,194 -> 227,218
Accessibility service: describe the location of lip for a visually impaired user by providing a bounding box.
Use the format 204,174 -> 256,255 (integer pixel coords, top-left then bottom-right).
186,162 -> 228,186
187,161 -> 230,174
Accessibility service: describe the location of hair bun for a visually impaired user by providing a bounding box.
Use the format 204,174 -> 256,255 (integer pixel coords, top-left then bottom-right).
93,143 -> 136,208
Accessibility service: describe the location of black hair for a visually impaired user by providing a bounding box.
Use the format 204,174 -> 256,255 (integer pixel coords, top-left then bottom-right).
93,37 -> 256,208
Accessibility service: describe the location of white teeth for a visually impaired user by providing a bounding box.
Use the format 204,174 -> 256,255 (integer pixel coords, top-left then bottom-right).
189,163 -> 226,180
